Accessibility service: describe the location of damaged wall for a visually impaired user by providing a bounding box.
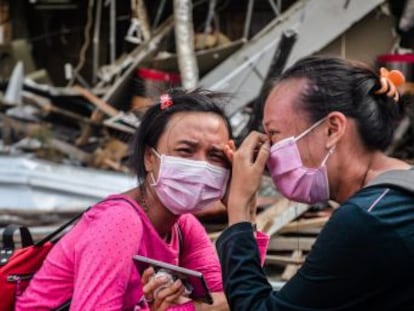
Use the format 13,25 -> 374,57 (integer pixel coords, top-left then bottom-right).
320,8 -> 396,66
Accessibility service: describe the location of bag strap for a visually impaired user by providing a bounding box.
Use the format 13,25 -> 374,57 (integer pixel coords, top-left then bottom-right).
35,208 -> 89,247
36,197 -> 144,246
365,168 -> 414,194
1,225 -> 34,266
48,197 -> 143,311
2,225 -> 34,250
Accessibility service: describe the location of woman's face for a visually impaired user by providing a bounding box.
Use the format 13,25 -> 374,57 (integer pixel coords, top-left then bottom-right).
147,111 -> 231,174
263,79 -> 327,168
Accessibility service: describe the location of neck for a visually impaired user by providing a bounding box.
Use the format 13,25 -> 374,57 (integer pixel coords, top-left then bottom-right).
139,183 -> 178,240
359,155 -> 374,188
331,151 -> 377,203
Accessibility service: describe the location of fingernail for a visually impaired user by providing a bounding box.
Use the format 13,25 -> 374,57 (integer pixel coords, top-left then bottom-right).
158,275 -> 169,282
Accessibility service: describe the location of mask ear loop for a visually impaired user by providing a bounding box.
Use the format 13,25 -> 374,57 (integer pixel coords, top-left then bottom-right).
321,145 -> 335,166
149,172 -> 157,185
294,117 -> 328,142
149,148 -> 162,185
151,148 -> 161,158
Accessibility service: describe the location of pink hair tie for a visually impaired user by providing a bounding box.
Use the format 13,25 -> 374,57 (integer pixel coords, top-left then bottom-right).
160,94 -> 173,110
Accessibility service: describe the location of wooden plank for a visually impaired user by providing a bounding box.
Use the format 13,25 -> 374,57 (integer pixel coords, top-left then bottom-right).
74,86 -> 119,117
281,250 -> 302,280
50,139 -> 92,164
279,216 -> 329,234
256,198 -> 310,236
267,236 -> 315,252
23,92 -> 99,125
265,254 -> 305,266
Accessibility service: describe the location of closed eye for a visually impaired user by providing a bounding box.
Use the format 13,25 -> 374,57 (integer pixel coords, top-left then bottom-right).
176,148 -> 193,156
209,151 -> 230,167
267,130 -> 280,142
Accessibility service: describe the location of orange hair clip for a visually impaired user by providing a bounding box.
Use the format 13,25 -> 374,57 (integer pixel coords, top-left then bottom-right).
375,67 -> 405,102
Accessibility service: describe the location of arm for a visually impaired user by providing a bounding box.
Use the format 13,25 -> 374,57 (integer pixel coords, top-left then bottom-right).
178,216 -> 229,311
223,132 -> 270,227
217,203 -> 396,311
70,201 -> 142,310
142,266 -> 227,311
140,215 -> 228,311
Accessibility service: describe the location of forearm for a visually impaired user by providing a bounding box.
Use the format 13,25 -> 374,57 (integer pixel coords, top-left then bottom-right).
165,293 -> 228,311
227,190 -> 257,226
216,223 -> 274,311
194,292 -> 228,311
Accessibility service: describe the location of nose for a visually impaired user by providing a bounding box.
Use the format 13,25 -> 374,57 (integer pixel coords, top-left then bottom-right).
192,150 -> 208,162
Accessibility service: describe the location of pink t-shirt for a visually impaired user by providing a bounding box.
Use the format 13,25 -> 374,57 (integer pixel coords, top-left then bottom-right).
16,195 -> 269,311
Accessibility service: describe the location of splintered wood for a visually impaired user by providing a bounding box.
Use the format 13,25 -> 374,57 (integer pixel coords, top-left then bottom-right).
256,198 -> 309,235
208,197 -> 332,282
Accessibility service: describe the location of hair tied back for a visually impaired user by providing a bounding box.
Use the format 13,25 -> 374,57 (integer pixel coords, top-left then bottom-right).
375,67 -> 405,102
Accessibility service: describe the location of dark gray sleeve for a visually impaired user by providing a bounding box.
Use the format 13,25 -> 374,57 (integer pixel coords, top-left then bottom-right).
216,204 -> 398,311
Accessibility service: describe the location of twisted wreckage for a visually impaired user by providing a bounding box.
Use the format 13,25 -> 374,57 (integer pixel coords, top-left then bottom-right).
1,0 -> 413,283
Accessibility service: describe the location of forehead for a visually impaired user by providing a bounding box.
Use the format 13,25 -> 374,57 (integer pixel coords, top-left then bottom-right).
157,111 -> 229,148
263,79 -> 308,132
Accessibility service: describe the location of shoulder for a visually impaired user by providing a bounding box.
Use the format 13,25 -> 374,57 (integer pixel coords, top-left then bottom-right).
177,214 -> 204,230
346,185 -> 414,214
308,186 -> 414,273
84,194 -> 144,231
323,185 -> 414,245
317,188 -> 394,244
346,183 -> 413,206
176,214 -> 211,242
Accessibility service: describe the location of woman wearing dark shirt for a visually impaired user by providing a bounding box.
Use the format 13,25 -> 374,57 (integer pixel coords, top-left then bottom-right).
217,56 -> 414,310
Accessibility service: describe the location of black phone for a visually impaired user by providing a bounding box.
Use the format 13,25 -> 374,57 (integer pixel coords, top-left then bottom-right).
133,255 -> 214,305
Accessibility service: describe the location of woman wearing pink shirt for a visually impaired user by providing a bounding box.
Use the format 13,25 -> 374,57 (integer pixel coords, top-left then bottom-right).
16,88 -> 269,311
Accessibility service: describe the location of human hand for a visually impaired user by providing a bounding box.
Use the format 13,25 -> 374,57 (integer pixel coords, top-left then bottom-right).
226,132 -> 269,225
141,266 -> 190,311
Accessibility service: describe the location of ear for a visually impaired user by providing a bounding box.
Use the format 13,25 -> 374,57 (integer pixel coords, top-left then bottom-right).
325,112 -> 347,149
143,146 -> 156,173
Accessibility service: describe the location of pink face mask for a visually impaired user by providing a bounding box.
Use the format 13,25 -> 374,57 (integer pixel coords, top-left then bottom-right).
150,149 -> 230,215
267,118 -> 333,204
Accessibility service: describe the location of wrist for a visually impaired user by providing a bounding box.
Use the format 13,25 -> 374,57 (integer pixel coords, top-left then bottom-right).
227,203 -> 250,225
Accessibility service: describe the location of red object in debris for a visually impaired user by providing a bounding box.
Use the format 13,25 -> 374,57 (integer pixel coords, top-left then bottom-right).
136,68 -> 181,98
377,54 -> 414,82
137,68 -> 181,84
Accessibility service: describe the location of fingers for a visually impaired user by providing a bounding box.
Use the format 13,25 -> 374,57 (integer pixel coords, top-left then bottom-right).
142,268 -> 189,310
151,279 -> 186,311
142,268 -> 171,304
240,131 -> 268,150
141,266 -> 155,284
237,131 -> 269,165
255,140 -> 270,169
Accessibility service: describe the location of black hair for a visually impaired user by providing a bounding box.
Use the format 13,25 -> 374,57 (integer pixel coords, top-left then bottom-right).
274,55 -> 402,151
128,87 -> 233,184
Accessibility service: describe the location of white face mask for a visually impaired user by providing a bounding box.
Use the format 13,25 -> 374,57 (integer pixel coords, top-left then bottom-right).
150,149 -> 230,215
